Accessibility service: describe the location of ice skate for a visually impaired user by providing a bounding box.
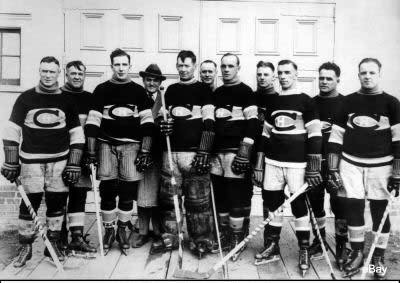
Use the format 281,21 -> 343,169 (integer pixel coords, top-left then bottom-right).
68,229 -> 97,259
342,248 -> 363,278
116,221 -> 130,256
103,222 -> 115,255
299,240 -> 310,277
13,243 -> 32,268
254,239 -> 280,265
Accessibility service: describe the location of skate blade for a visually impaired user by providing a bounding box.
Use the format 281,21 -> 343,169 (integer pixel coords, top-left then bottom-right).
310,254 -> 324,261
69,250 -> 97,259
254,256 -> 280,266
342,268 -> 360,278
301,269 -> 307,277
120,248 -> 129,256
173,268 -> 210,279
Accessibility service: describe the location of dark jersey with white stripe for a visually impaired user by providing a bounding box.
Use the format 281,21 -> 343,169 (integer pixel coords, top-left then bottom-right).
313,94 -> 344,158
3,87 -> 84,163
85,80 -> 154,145
213,82 -> 259,151
255,88 -> 279,149
328,92 -> 400,167
164,81 -> 214,151
259,92 -> 322,167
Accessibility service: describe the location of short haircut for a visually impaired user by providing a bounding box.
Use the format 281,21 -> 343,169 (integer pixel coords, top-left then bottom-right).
358,57 -> 382,71
319,62 -> 341,77
278,59 -> 297,71
40,56 -> 60,67
200,59 -> 217,68
221,53 -> 240,66
177,50 -> 196,64
110,48 -> 130,64
66,60 -> 86,72
256,61 -> 275,72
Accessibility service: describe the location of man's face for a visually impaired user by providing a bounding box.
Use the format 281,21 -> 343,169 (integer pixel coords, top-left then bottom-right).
221,55 -> 240,82
256,66 -> 274,89
319,69 -> 339,93
111,55 -> 131,80
66,65 -> 86,89
277,64 -> 297,90
176,57 -> 196,81
39,62 -> 60,87
143,76 -> 161,94
358,62 -> 381,89
200,62 -> 217,85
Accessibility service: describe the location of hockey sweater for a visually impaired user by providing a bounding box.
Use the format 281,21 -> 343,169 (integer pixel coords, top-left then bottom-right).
85,80 -> 154,144
313,94 -> 344,158
328,92 -> 400,167
258,90 -> 322,168
213,82 -> 258,151
3,87 -> 84,163
61,85 -> 92,126
164,81 -> 215,151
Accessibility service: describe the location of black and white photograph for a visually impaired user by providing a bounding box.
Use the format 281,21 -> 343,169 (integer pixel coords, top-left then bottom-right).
0,0 -> 399,280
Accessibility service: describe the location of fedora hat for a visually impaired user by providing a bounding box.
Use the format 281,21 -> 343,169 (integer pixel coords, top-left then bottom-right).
139,64 -> 166,81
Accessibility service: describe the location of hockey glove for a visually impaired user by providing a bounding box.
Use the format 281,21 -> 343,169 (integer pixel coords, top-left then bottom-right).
387,159 -> 400,197
192,131 -> 215,174
1,144 -> 20,182
326,153 -> 344,196
159,118 -> 174,136
253,152 -> 265,187
83,137 -> 98,170
135,136 -> 154,172
231,140 -> 253,175
62,148 -> 83,185
305,154 -> 323,188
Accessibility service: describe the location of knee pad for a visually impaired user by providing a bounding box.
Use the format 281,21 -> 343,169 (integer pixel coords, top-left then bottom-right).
118,181 -> 138,202
370,199 -> 391,233
185,197 -> 210,213
263,190 -> 285,211
330,196 -> 347,219
346,198 -> 365,227
100,179 -> 118,211
306,189 -> 325,218
68,189 -> 87,213
19,193 -> 43,221
290,194 -> 308,218
45,192 -> 68,218
226,178 -> 251,209
118,199 -> 134,212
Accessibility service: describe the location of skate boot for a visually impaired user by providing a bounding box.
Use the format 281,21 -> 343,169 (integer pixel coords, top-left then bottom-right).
189,239 -> 213,259
60,221 -> 69,254
44,231 -> 65,262
69,228 -> 97,258
230,230 -> 246,262
13,243 -> 32,268
149,236 -> 165,255
343,248 -> 364,278
336,240 -> 350,271
116,221 -> 130,256
255,238 -> 280,265
371,253 -> 387,280
309,237 -> 325,260
211,224 -> 230,254
103,222 -> 115,255
299,240 -> 310,277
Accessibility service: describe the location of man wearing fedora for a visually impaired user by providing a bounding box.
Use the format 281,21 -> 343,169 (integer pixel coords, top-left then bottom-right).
130,64 -> 165,253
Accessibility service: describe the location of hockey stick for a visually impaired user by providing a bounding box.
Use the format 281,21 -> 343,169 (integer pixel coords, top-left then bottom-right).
160,86 -> 183,269
173,183 -> 311,279
89,164 -> 105,260
305,194 -> 337,280
210,181 -> 228,279
360,189 -> 396,280
14,179 -> 64,272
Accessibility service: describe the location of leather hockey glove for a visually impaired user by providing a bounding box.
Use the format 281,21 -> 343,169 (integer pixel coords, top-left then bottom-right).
326,153 -> 344,196
135,136 -> 154,172
305,154 -> 323,188
231,140 -> 253,175
253,152 -> 265,187
1,144 -> 21,182
62,148 -> 83,185
192,131 -> 215,174
159,118 -> 174,136
387,158 -> 400,197
83,137 -> 98,170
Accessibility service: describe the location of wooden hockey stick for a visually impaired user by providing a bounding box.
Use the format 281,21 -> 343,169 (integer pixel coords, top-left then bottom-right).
173,183 -> 311,279
160,86 -> 183,269
15,179 -> 64,272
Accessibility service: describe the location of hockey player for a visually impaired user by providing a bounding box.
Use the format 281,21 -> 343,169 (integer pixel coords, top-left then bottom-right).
130,64 -> 165,253
59,60 -> 97,258
254,59 -> 322,276
200,60 -> 218,92
85,48 -> 155,256
210,53 -> 259,261
1,56 -> 85,267
307,62 -> 349,269
158,50 -> 215,258
327,58 -> 400,279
